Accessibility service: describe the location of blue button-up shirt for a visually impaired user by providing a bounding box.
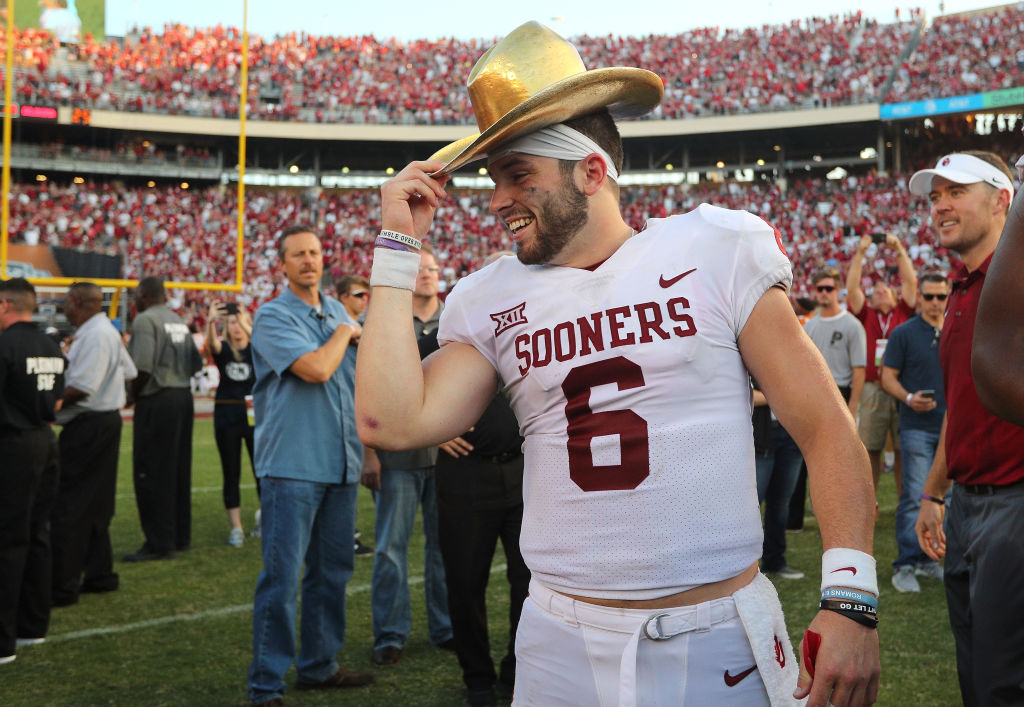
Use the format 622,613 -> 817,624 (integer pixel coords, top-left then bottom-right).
251,288 -> 362,483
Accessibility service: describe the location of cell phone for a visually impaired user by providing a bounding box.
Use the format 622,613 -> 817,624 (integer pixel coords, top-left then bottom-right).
920,389 -> 936,399
871,232 -> 886,244
224,302 -> 240,315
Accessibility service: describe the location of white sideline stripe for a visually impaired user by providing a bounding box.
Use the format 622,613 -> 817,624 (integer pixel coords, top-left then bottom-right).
115,483 -> 257,501
48,564 -> 508,644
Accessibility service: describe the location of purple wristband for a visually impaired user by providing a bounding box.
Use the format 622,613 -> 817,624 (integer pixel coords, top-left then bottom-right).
374,236 -> 413,252
920,493 -> 945,506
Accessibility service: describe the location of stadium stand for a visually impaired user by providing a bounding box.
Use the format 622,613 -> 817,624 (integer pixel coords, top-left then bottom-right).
7,7 -> 1018,123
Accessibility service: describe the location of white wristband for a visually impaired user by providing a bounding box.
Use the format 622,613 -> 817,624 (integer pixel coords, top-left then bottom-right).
377,229 -> 422,251
370,247 -> 420,290
821,547 -> 878,596
905,393 -> 913,405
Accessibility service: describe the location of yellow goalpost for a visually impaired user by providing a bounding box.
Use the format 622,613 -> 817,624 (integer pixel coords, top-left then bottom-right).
0,0 -> 249,300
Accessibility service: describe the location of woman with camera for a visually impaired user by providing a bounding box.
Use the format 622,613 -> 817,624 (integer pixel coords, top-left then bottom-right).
205,300 -> 257,547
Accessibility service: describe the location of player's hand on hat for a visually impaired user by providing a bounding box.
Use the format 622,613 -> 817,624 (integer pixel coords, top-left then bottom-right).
915,495 -> 946,561
795,609 -> 879,706
380,160 -> 450,240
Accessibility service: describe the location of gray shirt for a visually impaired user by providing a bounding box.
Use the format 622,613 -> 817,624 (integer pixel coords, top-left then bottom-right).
128,304 -> 203,397
376,300 -> 444,471
803,310 -> 866,387
58,312 -> 137,424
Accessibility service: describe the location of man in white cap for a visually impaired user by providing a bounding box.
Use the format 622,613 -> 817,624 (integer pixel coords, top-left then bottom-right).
910,151 -> 1024,707
358,22 -> 879,707
972,152 -> 1024,426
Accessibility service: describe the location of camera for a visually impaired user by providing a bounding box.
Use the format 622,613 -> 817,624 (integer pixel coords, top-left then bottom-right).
870,232 -> 886,245
224,302 -> 240,315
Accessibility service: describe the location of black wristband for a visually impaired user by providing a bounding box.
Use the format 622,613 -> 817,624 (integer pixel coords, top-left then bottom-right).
820,598 -> 877,616
820,603 -> 879,629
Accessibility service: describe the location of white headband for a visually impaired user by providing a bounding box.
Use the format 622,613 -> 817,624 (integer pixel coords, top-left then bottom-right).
491,124 -> 620,182
908,153 -> 1014,199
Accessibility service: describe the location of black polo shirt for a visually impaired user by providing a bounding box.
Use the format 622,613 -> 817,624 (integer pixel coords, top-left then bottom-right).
0,321 -> 66,433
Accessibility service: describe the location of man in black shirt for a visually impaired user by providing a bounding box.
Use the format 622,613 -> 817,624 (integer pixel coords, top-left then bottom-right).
0,278 -> 65,664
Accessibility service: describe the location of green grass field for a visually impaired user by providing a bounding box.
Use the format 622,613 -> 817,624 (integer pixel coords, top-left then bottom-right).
3,419 -> 961,705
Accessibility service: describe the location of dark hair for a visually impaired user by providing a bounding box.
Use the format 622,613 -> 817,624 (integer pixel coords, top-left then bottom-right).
277,224 -> 318,260
137,275 -> 166,302
561,110 -> 624,173
69,281 -> 103,302
920,272 -> 949,287
0,277 -> 37,313
811,267 -> 841,285
336,275 -> 370,295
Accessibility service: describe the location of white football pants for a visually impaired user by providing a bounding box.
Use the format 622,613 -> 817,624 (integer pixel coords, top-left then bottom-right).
513,579 -> 772,707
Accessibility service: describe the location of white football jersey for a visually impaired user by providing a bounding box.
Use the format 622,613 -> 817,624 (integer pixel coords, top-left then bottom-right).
438,204 -> 793,599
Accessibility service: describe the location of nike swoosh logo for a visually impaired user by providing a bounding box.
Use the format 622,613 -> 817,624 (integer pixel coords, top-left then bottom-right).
659,268 -> 697,288
831,566 -> 857,575
724,665 -> 758,687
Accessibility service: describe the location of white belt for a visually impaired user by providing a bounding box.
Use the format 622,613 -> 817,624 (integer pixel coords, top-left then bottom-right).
528,579 -> 739,707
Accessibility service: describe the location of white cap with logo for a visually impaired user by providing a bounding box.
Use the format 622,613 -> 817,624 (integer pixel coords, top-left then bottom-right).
908,153 -> 1014,199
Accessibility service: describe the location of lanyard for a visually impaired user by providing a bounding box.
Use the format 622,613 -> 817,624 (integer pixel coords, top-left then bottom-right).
877,310 -> 894,338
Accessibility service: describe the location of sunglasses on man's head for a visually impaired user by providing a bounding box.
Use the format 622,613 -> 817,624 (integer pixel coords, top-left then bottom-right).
922,293 -> 948,302
816,285 -> 836,293
346,290 -> 368,299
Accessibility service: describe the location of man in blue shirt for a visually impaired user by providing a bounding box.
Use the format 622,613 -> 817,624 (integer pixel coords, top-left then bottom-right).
880,272 -> 949,594
247,225 -> 373,707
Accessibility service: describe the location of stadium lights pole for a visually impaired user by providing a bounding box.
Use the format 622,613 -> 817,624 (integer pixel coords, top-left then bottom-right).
236,0 -> 247,288
1,0 -> 14,279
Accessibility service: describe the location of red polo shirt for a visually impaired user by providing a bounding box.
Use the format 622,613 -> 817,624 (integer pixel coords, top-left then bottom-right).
940,254 -> 1024,485
856,299 -> 914,382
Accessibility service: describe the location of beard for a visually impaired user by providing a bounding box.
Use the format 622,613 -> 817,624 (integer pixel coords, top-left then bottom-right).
515,172 -> 589,265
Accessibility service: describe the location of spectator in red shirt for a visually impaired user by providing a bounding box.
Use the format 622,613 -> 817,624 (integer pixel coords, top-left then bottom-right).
910,151 -> 1024,707
846,232 -> 918,497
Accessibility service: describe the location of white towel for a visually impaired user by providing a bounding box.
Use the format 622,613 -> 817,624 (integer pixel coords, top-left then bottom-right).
733,573 -> 806,706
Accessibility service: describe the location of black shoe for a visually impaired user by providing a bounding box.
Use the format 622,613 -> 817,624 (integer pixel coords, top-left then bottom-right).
51,592 -> 79,607
122,546 -> 176,563
80,575 -> 119,594
354,539 -> 374,557
437,638 -> 457,653
467,687 -> 497,707
371,645 -> 402,666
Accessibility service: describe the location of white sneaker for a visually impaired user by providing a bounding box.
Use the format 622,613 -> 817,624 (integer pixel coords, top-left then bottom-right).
915,563 -> 944,582
228,527 -> 244,548
892,566 -> 921,593
15,637 -> 44,648
0,654 -> 15,665
251,509 -> 261,538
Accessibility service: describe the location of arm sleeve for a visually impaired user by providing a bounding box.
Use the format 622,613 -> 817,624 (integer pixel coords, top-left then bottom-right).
882,325 -> 907,371
849,318 -> 867,368
64,332 -> 103,396
729,211 -> 794,337
129,314 -> 157,374
252,304 -> 318,377
437,277 -> 499,371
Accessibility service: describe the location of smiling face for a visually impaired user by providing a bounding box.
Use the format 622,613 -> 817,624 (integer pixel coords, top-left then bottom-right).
928,177 -> 1006,260
487,153 -> 589,265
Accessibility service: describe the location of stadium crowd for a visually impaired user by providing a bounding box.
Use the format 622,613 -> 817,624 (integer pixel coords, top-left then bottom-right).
6,6 -> 1022,123
3,172 -> 959,311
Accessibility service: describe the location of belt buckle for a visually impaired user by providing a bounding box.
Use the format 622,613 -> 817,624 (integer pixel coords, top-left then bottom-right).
642,613 -> 672,641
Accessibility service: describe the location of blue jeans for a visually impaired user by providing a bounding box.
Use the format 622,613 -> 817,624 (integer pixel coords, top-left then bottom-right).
371,466 -> 452,650
248,477 -> 358,705
894,427 -> 942,571
755,424 -> 804,572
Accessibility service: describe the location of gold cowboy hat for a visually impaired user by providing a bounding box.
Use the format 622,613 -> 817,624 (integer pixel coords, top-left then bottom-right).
429,21 -> 664,175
